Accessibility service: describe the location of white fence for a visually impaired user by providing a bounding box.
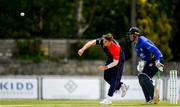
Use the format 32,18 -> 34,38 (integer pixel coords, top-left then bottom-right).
42,77 -> 100,99
0,76 -> 179,101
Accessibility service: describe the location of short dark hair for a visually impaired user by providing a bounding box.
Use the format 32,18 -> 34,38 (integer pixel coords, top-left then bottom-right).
102,33 -> 113,41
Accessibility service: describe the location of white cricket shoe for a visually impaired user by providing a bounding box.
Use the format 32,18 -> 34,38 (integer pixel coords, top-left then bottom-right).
146,100 -> 153,104
121,83 -> 129,97
99,99 -> 112,105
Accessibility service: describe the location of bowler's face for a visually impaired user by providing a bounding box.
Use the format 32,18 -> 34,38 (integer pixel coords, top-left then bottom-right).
103,38 -> 111,47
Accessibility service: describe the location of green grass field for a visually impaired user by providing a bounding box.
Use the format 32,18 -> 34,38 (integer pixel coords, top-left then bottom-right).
0,100 -> 180,107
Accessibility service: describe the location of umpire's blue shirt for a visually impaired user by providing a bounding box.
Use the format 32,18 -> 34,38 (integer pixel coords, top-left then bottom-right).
135,36 -> 163,61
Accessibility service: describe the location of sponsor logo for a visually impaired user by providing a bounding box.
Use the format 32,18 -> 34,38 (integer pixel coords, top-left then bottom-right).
0,80 -> 37,97
0,82 -> 33,91
64,80 -> 78,93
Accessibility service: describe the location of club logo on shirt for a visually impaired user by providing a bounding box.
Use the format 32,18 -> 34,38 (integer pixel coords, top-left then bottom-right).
140,48 -> 143,52
140,53 -> 145,58
149,63 -> 153,67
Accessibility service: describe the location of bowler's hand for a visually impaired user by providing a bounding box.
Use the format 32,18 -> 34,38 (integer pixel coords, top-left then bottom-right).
98,66 -> 108,71
78,48 -> 84,56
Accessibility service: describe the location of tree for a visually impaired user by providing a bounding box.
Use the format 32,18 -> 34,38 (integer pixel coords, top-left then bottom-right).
137,0 -> 173,60
170,0 -> 180,61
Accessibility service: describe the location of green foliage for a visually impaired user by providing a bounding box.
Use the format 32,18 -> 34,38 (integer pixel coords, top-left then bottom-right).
0,0 -> 130,39
169,0 -> 180,61
137,0 -> 174,60
14,38 -> 44,62
82,0 -> 130,39
0,0 -> 179,60
70,41 -> 105,60
0,0 -> 75,38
